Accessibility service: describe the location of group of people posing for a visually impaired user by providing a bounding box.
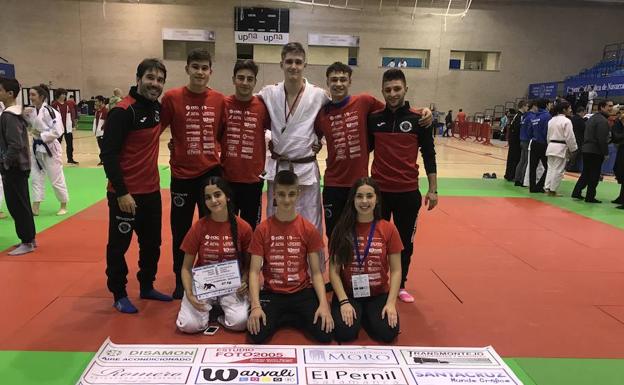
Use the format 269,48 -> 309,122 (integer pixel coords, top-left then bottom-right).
89,42 -> 439,343
503,98 -> 624,207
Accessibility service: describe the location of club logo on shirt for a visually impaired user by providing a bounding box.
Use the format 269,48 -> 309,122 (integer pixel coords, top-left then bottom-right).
118,222 -> 132,234
154,110 -> 160,122
173,195 -> 186,207
399,121 -> 412,132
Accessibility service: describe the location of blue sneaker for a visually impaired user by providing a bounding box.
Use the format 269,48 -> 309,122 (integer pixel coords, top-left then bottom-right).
113,297 -> 138,314
140,289 -> 173,302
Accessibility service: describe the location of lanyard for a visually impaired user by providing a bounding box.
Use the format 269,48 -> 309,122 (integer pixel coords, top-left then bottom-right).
282,84 -> 305,133
353,221 -> 376,268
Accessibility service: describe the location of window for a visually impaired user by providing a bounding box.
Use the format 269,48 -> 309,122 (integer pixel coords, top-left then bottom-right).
163,41 -> 215,61
236,44 -> 254,60
449,50 -> 501,71
379,48 -> 429,69
308,46 -> 349,66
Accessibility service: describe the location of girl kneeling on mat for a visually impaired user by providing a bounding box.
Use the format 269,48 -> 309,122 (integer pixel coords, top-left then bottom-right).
329,177 -> 403,342
176,177 -> 252,333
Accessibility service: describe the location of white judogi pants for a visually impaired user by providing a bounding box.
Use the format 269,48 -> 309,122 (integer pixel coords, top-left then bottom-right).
545,156 -> 566,192
176,292 -> 248,333
31,151 -> 69,203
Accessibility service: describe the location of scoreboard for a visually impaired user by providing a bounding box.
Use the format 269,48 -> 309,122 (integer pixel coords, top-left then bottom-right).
234,7 -> 289,33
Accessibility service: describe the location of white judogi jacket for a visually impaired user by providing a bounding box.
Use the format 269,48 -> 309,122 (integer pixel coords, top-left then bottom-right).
24,102 -> 64,159
546,114 -> 577,159
258,80 -> 329,185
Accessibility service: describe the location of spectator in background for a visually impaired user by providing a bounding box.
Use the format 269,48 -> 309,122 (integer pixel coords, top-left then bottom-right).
108,88 -> 123,110
577,87 -> 589,113
504,101 -> 527,181
572,100 -> 614,203
567,106 -> 586,172
93,95 -> 108,166
398,58 -> 408,68
587,86 -> 597,113
0,101 -> 5,219
0,76 -> 37,255
443,110 -> 453,137
610,107 -> 624,209
527,99 -> 552,193
544,100 -> 577,196
387,58 -> 396,68
499,111 -> 509,140
51,88 -> 79,165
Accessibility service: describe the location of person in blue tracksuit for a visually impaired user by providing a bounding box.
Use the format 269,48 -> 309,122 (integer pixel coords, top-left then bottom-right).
526,99 -> 552,193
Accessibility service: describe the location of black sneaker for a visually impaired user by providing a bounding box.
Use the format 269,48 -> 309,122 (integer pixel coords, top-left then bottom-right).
68,160 -> 79,165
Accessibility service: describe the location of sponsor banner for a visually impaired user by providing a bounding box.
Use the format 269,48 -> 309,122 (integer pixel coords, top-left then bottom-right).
308,33 -> 359,47
196,366 -> 298,384
97,340 -> 198,364
303,348 -> 398,365
234,31 -> 289,45
76,339 -> 524,385
528,82 -> 559,99
162,28 -> 215,42
82,361 -> 191,384
306,367 -> 408,385
202,346 -> 298,364
564,76 -> 624,97
399,347 -> 501,366
409,367 -> 523,385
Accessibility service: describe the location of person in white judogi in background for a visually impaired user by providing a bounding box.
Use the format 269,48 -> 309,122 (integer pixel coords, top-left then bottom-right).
258,42 -> 329,240
544,100 -> 577,196
23,84 -> 69,216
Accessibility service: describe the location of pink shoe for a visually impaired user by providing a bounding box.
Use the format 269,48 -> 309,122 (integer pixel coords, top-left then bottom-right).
398,289 -> 415,303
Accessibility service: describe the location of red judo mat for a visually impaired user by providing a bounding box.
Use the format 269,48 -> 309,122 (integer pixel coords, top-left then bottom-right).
1,194 -> 624,358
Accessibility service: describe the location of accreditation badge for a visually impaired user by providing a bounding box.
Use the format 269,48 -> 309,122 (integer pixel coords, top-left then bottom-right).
352,273 -> 371,298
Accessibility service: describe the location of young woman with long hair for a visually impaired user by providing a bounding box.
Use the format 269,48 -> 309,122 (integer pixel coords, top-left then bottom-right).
328,177 -> 403,342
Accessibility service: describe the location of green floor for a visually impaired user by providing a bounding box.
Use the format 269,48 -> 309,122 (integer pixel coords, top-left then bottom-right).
1,169 -> 623,384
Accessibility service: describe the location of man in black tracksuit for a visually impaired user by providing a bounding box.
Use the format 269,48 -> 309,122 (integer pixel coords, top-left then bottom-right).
368,69 -> 438,304
0,77 -> 36,256
504,101 -> 528,181
100,59 -> 172,313
572,100 -> 613,203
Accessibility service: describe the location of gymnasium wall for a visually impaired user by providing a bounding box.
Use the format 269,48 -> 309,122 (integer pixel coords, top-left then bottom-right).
1,0 -> 622,113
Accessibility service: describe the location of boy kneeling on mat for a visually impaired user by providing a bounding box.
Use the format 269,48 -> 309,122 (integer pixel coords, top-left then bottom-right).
247,170 -> 333,343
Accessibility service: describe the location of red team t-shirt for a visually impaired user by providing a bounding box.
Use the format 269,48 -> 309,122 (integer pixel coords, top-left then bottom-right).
314,94 -> 385,187
95,107 -> 108,130
180,216 -> 253,267
339,220 -> 403,297
221,96 -> 270,183
248,215 -> 324,294
161,87 -> 225,179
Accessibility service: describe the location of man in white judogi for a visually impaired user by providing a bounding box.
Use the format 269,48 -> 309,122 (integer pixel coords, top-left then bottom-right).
544,101 -> 577,196
258,42 -> 328,237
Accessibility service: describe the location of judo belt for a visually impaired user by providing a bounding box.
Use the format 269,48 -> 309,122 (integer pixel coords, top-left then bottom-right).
32,139 -> 52,170
550,140 -> 566,144
269,148 -> 316,174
